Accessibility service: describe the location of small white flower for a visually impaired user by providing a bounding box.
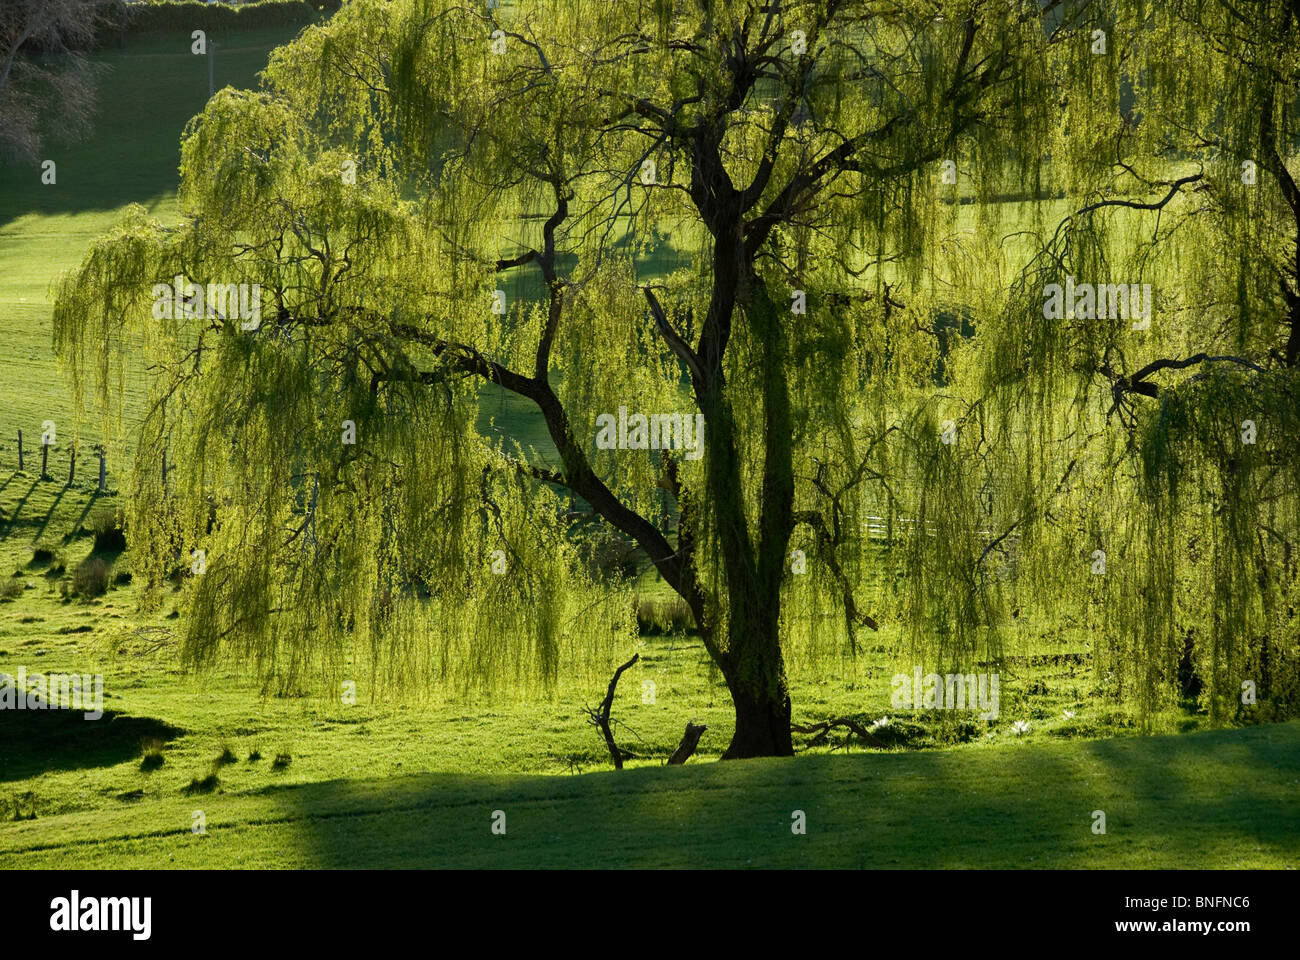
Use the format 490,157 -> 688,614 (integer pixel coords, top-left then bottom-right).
1063,710 -> 1075,719
1011,720 -> 1031,735
869,716 -> 891,731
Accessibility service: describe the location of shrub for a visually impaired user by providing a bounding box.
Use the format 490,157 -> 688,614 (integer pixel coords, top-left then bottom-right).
0,579 -> 22,602
72,556 -> 111,598
589,536 -> 640,581
634,596 -> 695,635
90,507 -> 127,553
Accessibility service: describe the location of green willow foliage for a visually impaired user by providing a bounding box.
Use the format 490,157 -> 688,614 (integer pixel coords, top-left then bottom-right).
52,0 -> 1300,740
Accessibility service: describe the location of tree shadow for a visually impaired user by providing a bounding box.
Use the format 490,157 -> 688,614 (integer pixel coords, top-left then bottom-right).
0,30 -> 301,229
0,708 -> 183,783
30,481 -> 70,545
66,490 -> 105,543
265,722 -> 1300,868
0,477 -> 42,538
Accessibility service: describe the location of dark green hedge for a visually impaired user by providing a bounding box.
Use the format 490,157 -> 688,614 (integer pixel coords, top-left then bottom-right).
94,1 -> 341,47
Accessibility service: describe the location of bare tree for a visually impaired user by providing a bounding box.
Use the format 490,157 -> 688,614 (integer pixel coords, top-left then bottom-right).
0,0 -> 111,163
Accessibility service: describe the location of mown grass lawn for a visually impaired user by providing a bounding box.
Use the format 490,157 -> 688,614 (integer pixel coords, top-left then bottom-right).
3,722 -> 1297,868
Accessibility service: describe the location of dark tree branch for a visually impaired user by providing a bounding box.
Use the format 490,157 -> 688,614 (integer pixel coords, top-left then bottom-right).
643,286 -> 705,385
791,716 -> 887,750
1102,352 -> 1266,407
389,315 -> 715,658
793,509 -> 881,641
584,653 -> 640,769
1073,173 -> 1205,218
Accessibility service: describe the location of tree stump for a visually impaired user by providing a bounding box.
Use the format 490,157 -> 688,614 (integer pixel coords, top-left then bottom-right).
667,722 -> 707,765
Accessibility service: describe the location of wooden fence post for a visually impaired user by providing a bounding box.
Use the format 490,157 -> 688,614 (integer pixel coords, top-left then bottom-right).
17,429 -> 22,471
40,438 -> 49,480
98,447 -> 107,493
67,442 -> 76,486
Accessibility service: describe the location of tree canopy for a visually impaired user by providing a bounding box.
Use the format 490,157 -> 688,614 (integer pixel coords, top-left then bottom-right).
54,0 -> 1300,756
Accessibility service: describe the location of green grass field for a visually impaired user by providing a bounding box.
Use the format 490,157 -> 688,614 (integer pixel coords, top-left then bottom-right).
1,23 -> 1297,871
6,722 -> 1297,869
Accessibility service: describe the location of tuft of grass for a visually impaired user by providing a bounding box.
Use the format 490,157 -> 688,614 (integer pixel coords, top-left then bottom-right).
0,578 -> 21,601
4,791 -> 39,821
246,747 -> 263,762
271,752 -> 292,770
32,545 -> 66,577
214,744 -> 238,766
181,773 -> 221,795
139,738 -> 165,772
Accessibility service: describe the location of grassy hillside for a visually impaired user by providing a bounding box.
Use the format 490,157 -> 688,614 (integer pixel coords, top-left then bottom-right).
0,30 -> 319,454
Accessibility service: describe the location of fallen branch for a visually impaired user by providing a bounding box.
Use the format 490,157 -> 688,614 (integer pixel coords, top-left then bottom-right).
791,717 -> 887,749
666,721 -> 708,765
583,653 -> 639,769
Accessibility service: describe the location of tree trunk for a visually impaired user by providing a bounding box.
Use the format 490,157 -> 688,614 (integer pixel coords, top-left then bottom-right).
723,680 -> 793,758
718,596 -> 795,759
691,275 -> 797,761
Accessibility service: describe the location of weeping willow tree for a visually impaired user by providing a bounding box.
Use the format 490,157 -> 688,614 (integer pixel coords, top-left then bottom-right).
1040,0 -> 1300,723
945,0 -> 1300,729
52,0 -> 1300,757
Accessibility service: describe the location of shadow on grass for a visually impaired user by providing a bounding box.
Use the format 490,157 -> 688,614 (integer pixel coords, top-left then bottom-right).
0,30 -> 303,229
67,490 -> 107,546
0,477 -> 42,538
266,722 -> 1300,869
0,708 -> 183,783
30,481 -> 70,546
